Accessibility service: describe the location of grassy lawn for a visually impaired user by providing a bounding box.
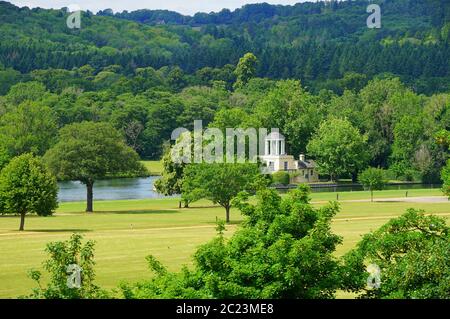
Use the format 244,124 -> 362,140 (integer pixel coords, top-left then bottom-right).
140,160 -> 163,175
0,189 -> 448,298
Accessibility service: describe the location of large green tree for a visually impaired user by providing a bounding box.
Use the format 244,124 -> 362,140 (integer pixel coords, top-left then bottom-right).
44,122 -> 145,212
182,163 -> 266,223
0,101 -> 58,156
154,146 -> 188,208
307,118 -> 369,181
233,53 -> 258,90
390,115 -> 424,178
0,153 -> 58,231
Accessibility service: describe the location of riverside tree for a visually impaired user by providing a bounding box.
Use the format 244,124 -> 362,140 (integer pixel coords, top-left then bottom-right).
0,153 -> 58,231
154,145 -> 189,208
44,122 -> 146,212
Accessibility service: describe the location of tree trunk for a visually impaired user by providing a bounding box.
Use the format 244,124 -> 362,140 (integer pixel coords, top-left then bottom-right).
225,205 -> 230,224
19,212 -> 26,231
371,190 -> 374,202
86,181 -> 94,213
184,201 -> 189,208
178,201 -> 182,209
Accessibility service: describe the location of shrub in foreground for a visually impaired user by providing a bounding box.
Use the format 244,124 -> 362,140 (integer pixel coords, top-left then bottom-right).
342,209 -> 450,299
122,185 -> 343,299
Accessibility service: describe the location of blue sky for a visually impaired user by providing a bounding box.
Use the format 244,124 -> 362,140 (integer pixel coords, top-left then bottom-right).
10,1 -> 308,15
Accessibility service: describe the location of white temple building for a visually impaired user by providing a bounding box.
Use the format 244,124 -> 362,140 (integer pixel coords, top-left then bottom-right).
260,132 -> 319,183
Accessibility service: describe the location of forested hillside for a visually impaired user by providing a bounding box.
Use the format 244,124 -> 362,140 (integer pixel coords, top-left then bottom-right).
0,0 -> 449,183
0,0 -> 449,93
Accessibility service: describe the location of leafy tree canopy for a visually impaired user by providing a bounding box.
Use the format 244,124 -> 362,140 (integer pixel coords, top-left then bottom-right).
0,153 -> 58,230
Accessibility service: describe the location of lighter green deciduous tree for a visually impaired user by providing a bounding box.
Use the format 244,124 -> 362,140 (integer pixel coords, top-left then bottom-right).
0,153 -> 58,231
307,118 -> 369,181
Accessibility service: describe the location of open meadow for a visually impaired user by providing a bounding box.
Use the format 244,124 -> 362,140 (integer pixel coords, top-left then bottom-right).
0,188 -> 448,298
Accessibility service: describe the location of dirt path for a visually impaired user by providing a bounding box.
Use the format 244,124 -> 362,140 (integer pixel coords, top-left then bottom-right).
313,196 -> 449,204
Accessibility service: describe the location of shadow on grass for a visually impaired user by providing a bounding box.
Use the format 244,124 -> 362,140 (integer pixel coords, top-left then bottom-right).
27,229 -> 93,233
103,209 -> 182,215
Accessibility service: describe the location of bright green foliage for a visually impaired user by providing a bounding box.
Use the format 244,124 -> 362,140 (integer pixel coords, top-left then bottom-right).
0,144 -> 11,171
271,171 -> 290,185
435,129 -> 450,148
343,209 -> 450,299
0,101 -> 58,156
358,168 -> 387,202
307,118 -> 369,181
233,53 -> 258,90
5,82 -> 48,106
154,147 -> 189,207
44,122 -> 146,212
250,80 -> 324,157
182,163 -> 267,223
27,234 -> 108,299
121,185 -> 343,299
442,160 -> 450,198
0,153 -> 58,231
390,116 -> 424,178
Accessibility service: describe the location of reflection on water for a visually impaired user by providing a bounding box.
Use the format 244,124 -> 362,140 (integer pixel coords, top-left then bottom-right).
58,176 -> 169,202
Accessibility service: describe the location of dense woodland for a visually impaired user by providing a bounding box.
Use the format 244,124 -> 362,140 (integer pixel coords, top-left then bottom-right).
0,0 -> 449,183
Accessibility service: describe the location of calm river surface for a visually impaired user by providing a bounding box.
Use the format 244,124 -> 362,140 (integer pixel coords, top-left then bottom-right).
57,176 -> 167,202
57,177 -> 441,202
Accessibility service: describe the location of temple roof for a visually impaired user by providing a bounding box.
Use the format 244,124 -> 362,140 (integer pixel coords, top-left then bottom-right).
265,132 -> 285,140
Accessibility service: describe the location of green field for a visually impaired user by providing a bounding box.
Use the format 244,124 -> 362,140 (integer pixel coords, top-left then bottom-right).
141,160 -> 163,175
0,188 -> 448,298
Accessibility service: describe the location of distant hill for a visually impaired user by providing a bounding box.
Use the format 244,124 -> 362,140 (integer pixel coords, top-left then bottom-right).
0,0 -> 449,93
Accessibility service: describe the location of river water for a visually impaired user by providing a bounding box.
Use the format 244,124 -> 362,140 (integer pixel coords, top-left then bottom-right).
57,176 -> 166,202
57,177 -> 441,202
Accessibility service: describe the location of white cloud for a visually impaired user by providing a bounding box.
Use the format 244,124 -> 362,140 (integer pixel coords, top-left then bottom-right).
9,0 -> 307,15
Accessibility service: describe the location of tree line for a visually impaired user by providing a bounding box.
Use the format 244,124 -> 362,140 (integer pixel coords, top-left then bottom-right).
1,53 -> 448,182
0,1 -> 449,95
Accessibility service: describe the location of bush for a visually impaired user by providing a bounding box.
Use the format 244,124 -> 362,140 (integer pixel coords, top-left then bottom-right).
26,233 -> 109,299
342,209 -> 450,299
271,171 -> 290,185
